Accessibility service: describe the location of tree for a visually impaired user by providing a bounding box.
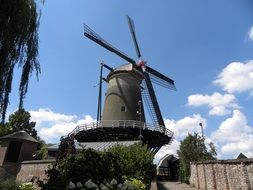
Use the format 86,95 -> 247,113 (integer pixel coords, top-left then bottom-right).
5,108 -> 38,139
0,0 -> 41,124
108,144 -> 156,187
37,137 -> 48,160
177,133 -> 217,183
56,135 -> 77,162
0,122 -> 11,137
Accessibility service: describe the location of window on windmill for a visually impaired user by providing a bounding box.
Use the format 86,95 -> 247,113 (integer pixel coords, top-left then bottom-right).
121,106 -> 126,112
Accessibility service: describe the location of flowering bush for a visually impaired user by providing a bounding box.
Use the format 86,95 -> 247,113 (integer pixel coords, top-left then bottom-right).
0,180 -> 35,190
66,178 -> 145,190
19,182 -> 35,190
42,144 -> 155,190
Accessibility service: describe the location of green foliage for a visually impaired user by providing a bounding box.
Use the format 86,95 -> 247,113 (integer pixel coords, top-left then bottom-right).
0,179 -> 19,190
0,0 -> 41,123
19,182 -> 35,190
5,108 -> 37,138
108,144 -> 156,187
42,144 -> 155,190
0,108 -> 38,139
177,133 -> 217,182
0,123 -> 12,137
56,135 -> 76,162
0,180 -> 36,190
37,141 -> 48,160
126,178 -> 146,190
43,149 -> 122,189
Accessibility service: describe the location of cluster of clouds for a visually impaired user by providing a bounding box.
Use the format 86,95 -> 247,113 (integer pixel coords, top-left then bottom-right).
158,60 -> 253,161
188,92 -> 238,116
29,108 -> 95,143
214,61 -> 253,95
211,110 -> 253,157
158,26 -> 253,161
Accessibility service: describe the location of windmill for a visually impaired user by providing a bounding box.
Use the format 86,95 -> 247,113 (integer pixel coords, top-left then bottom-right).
71,15 -> 175,153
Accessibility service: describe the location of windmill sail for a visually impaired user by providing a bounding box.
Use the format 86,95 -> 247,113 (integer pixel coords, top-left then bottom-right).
127,15 -> 142,58
146,66 -> 175,88
84,24 -> 136,64
143,72 -> 165,129
141,80 -> 159,126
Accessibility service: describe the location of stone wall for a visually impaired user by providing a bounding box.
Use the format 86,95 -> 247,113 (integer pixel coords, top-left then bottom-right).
0,160 -> 54,182
0,140 -> 9,165
190,159 -> 253,190
16,160 -> 54,183
0,163 -> 19,180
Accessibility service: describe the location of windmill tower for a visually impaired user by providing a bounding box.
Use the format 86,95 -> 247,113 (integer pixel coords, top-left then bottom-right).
71,16 -> 175,153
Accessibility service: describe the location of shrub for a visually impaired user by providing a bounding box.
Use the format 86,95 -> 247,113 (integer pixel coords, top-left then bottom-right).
42,149 -> 123,189
65,178 -> 145,190
19,182 -> 35,190
0,179 -> 19,190
0,180 -> 36,190
42,144 -> 155,190
108,144 -> 156,187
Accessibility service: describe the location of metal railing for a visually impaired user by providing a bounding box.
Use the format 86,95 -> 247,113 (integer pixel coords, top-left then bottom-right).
69,120 -> 173,138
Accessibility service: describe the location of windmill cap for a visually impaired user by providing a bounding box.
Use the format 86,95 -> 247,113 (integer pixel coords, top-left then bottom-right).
107,63 -> 144,80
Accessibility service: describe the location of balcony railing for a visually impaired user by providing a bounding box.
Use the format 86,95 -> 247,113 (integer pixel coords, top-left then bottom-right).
69,120 -> 173,138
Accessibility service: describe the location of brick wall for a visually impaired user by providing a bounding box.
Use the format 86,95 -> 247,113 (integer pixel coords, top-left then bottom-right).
0,160 -> 54,183
0,163 -> 19,180
190,159 -> 253,190
0,141 -> 9,165
16,160 -> 54,183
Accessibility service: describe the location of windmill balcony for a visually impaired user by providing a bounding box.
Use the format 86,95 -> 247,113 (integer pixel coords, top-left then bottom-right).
70,120 -> 173,137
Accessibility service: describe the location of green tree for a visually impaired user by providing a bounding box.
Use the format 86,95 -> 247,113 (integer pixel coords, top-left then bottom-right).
0,123 -> 11,137
5,108 -> 38,139
56,135 -> 77,162
37,137 -> 48,160
108,144 -> 156,187
177,133 -> 217,183
0,0 -> 41,124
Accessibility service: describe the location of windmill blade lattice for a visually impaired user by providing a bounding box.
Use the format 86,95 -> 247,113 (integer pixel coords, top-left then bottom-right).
84,24 -> 136,64
143,72 -> 166,128
141,80 -> 159,126
145,66 -> 175,88
149,73 -> 176,90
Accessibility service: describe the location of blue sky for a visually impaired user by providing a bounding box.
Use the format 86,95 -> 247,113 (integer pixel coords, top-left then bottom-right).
8,0 -> 253,161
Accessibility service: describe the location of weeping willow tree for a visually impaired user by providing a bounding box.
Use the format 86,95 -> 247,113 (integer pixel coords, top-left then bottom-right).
0,0 -> 41,123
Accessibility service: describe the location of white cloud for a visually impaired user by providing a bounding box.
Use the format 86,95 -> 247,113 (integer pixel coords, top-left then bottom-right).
30,108 -> 77,128
187,92 -> 238,116
39,122 -> 77,142
155,114 -> 207,164
211,110 -> 253,158
248,26 -> 253,41
221,141 -> 253,158
213,61 -> 253,95
165,114 -> 206,138
29,108 -> 95,143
